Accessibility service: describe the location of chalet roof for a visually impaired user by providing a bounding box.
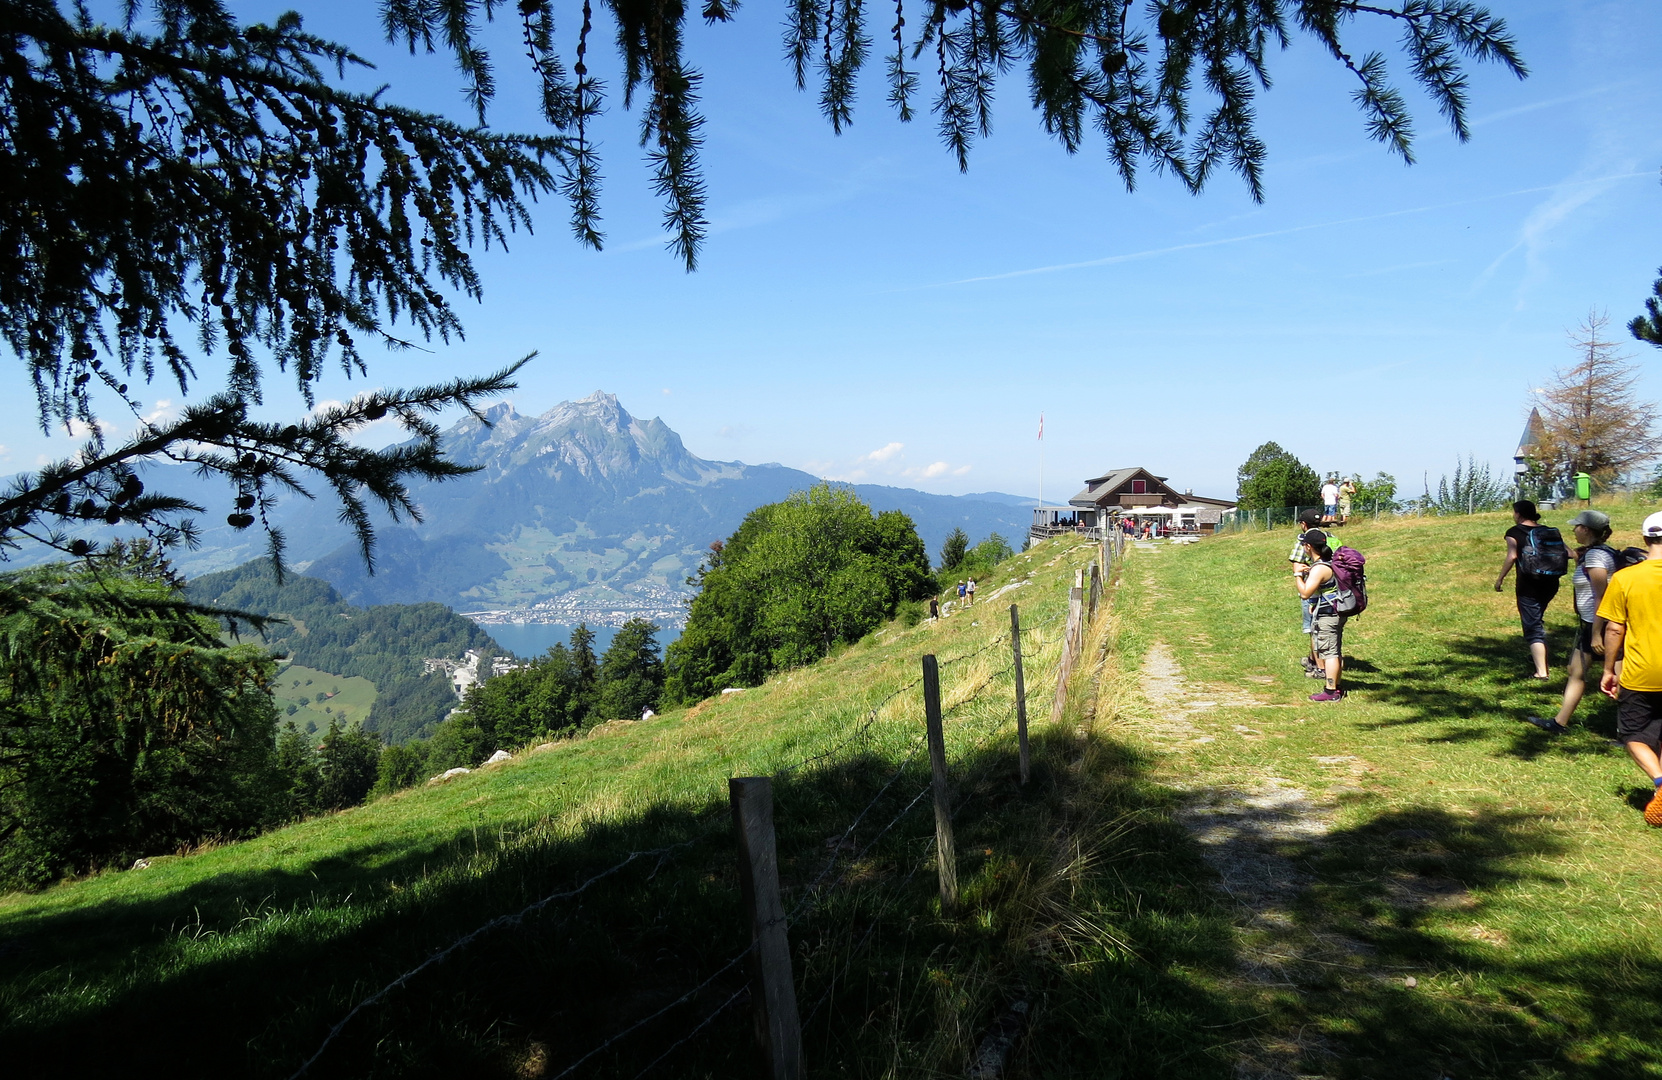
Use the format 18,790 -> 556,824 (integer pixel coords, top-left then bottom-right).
1067,465 -> 1237,509
1068,466 -> 1170,506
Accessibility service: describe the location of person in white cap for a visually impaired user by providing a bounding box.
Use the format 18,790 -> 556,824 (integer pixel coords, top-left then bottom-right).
1597,510 -> 1662,826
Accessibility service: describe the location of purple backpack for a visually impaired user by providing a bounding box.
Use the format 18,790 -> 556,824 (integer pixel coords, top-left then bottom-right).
1329,546 -> 1368,616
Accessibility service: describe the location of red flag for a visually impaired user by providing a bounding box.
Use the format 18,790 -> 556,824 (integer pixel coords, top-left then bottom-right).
1037,413 -> 1044,441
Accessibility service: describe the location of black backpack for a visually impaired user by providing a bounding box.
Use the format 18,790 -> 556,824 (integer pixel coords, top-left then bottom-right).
1518,526 -> 1569,578
1613,545 -> 1647,572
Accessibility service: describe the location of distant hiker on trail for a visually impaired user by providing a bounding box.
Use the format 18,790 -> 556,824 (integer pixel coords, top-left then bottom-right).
1321,476 -> 1341,526
1296,529 -> 1347,701
929,595 -> 940,621
1527,510 -> 1616,735
1291,508 -> 1325,678
1339,477 -> 1357,525
966,579 -> 977,606
957,580 -> 967,605
1495,500 -> 1567,680
1598,512 -> 1662,826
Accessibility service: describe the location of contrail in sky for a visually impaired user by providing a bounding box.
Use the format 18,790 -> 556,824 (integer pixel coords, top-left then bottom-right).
915,171 -> 1654,290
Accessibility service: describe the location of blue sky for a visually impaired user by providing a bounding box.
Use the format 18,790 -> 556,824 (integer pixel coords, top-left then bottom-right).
6,0 -> 1660,506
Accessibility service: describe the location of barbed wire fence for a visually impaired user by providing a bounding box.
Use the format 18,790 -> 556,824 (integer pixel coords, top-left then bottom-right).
290,539 -> 1114,1080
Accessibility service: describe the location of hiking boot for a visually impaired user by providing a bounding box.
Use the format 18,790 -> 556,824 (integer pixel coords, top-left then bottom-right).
1646,787 -> 1662,828
1309,688 -> 1345,702
1300,657 -> 1321,675
1523,716 -> 1566,734
1306,666 -> 1328,679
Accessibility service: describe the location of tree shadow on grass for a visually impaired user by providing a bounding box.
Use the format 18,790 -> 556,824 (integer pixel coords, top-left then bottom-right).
1266,803 -> 1662,1078
4,715 -> 1661,1079
1353,628 -> 1624,760
0,726 -> 1251,1080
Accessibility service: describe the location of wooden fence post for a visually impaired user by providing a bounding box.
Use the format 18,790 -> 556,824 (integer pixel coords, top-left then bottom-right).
1049,587 -> 1084,725
1009,604 -> 1029,786
1087,562 -> 1101,624
729,777 -> 803,1080
920,655 -> 959,916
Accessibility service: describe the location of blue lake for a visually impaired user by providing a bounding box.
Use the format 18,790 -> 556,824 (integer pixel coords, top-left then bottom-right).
475,621 -> 682,659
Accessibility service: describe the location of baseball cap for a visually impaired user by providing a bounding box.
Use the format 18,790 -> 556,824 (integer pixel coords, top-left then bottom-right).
1566,509 -> 1610,531
1644,512 -> 1662,538
1302,528 -> 1329,547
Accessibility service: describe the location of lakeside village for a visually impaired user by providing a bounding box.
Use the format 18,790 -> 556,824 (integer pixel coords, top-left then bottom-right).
456,579 -> 692,639
419,466 -> 1244,686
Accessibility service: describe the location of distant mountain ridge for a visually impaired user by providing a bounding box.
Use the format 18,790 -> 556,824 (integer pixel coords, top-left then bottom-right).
16,393 -> 1037,627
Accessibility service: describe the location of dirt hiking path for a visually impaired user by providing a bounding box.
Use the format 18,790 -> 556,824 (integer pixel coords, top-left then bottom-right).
1125,545 -> 1456,1079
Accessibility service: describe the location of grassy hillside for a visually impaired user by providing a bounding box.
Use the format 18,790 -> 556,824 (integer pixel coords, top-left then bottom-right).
1105,502 -> 1662,1077
4,537 -> 1248,1079
16,507 -> 1652,1079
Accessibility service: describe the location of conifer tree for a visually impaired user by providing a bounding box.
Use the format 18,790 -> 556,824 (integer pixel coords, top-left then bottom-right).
1532,312 -> 1661,492
3,0 -> 1528,569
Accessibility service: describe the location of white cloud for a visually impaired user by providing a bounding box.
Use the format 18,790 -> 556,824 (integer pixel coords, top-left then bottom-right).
864,441 -> 904,463
142,399 -> 176,424
662,388 -> 672,395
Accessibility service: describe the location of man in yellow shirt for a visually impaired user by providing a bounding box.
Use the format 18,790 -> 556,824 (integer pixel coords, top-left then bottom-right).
1598,511 -> 1662,826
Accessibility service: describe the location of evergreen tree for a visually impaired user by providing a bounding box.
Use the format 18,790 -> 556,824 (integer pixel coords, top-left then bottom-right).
316,721 -> 381,810
595,620 -> 665,721
1632,270 -> 1662,348
275,723 -> 323,818
939,528 -> 970,573
1532,312 -> 1661,492
0,551 -> 287,888
2,0 -> 1526,571
569,624 -> 600,724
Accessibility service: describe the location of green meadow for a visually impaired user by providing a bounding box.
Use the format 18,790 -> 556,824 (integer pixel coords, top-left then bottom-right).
7,508 -> 1662,1079
1108,503 -> 1662,1077
272,664 -> 379,732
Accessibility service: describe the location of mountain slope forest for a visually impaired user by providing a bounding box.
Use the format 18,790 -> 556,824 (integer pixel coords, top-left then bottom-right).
186,560 -> 495,744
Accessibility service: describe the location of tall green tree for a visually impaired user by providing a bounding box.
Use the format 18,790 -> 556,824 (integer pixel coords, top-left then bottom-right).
595,619 -> 665,721
0,551 -> 283,888
666,484 -> 932,702
1236,442 -> 1322,510
939,528 -> 970,573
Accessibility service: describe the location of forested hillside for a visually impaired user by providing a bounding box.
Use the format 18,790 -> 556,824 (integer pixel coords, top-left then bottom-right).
188,561 -> 495,743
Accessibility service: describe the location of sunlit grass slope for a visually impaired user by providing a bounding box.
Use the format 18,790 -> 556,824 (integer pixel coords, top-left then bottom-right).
2,537 -> 1256,1079
1111,503 -> 1662,1077
273,663 -> 377,730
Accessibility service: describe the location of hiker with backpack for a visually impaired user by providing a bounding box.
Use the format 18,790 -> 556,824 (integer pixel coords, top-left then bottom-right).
1290,508 -> 1325,677
1495,500 -> 1568,680
1526,510 -> 1618,734
1296,528 -> 1366,701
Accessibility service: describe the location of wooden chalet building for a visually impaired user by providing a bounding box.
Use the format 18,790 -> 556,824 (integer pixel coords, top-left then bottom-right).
1031,467 -> 1237,541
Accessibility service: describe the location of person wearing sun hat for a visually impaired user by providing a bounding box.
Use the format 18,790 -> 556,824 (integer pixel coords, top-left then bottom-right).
1525,509 -> 1617,735
1598,511 -> 1662,826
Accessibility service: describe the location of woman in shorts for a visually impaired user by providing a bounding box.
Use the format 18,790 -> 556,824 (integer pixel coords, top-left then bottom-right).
1296,529 -> 1347,701
1527,510 -> 1617,734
